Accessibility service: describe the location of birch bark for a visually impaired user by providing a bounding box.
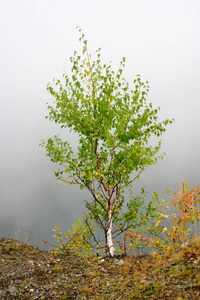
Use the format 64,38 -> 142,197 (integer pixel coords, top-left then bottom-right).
107,209 -> 115,257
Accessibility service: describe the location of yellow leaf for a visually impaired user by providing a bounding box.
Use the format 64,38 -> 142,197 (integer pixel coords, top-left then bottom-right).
156,220 -> 161,227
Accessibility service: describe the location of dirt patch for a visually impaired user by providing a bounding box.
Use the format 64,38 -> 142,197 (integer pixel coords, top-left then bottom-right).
0,237 -> 200,299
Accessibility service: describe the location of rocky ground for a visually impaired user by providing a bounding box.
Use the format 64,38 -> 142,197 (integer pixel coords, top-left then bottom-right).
0,236 -> 200,299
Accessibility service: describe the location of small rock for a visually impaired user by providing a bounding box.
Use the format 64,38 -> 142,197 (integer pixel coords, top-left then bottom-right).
76,295 -> 85,299
8,285 -> 18,294
115,259 -> 124,265
0,290 -> 6,297
100,258 -> 105,262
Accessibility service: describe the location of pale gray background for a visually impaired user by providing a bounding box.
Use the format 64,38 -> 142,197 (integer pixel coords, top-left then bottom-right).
0,0 -> 200,249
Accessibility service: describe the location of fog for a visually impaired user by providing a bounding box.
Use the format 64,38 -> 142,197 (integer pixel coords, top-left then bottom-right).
0,0 -> 200,249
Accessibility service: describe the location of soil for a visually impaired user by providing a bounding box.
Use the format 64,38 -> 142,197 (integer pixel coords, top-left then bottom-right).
0,236 -> 200,299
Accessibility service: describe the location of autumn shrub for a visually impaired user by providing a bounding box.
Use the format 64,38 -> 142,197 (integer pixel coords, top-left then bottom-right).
43,183 -> 200,257
44,189 -> 166,256
126,183 -> 200,254
42,217 -> 103,256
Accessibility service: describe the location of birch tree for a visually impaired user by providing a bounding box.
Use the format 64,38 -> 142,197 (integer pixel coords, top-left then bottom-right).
41,28 -> 173,257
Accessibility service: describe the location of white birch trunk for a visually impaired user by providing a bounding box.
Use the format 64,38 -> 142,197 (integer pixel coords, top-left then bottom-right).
107,209 -> 115,257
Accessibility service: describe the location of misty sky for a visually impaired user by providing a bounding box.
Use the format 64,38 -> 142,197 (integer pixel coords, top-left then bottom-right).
0,0 -> 200,248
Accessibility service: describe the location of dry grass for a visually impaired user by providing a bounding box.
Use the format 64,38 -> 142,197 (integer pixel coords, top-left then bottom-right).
0,237 -> 200,299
